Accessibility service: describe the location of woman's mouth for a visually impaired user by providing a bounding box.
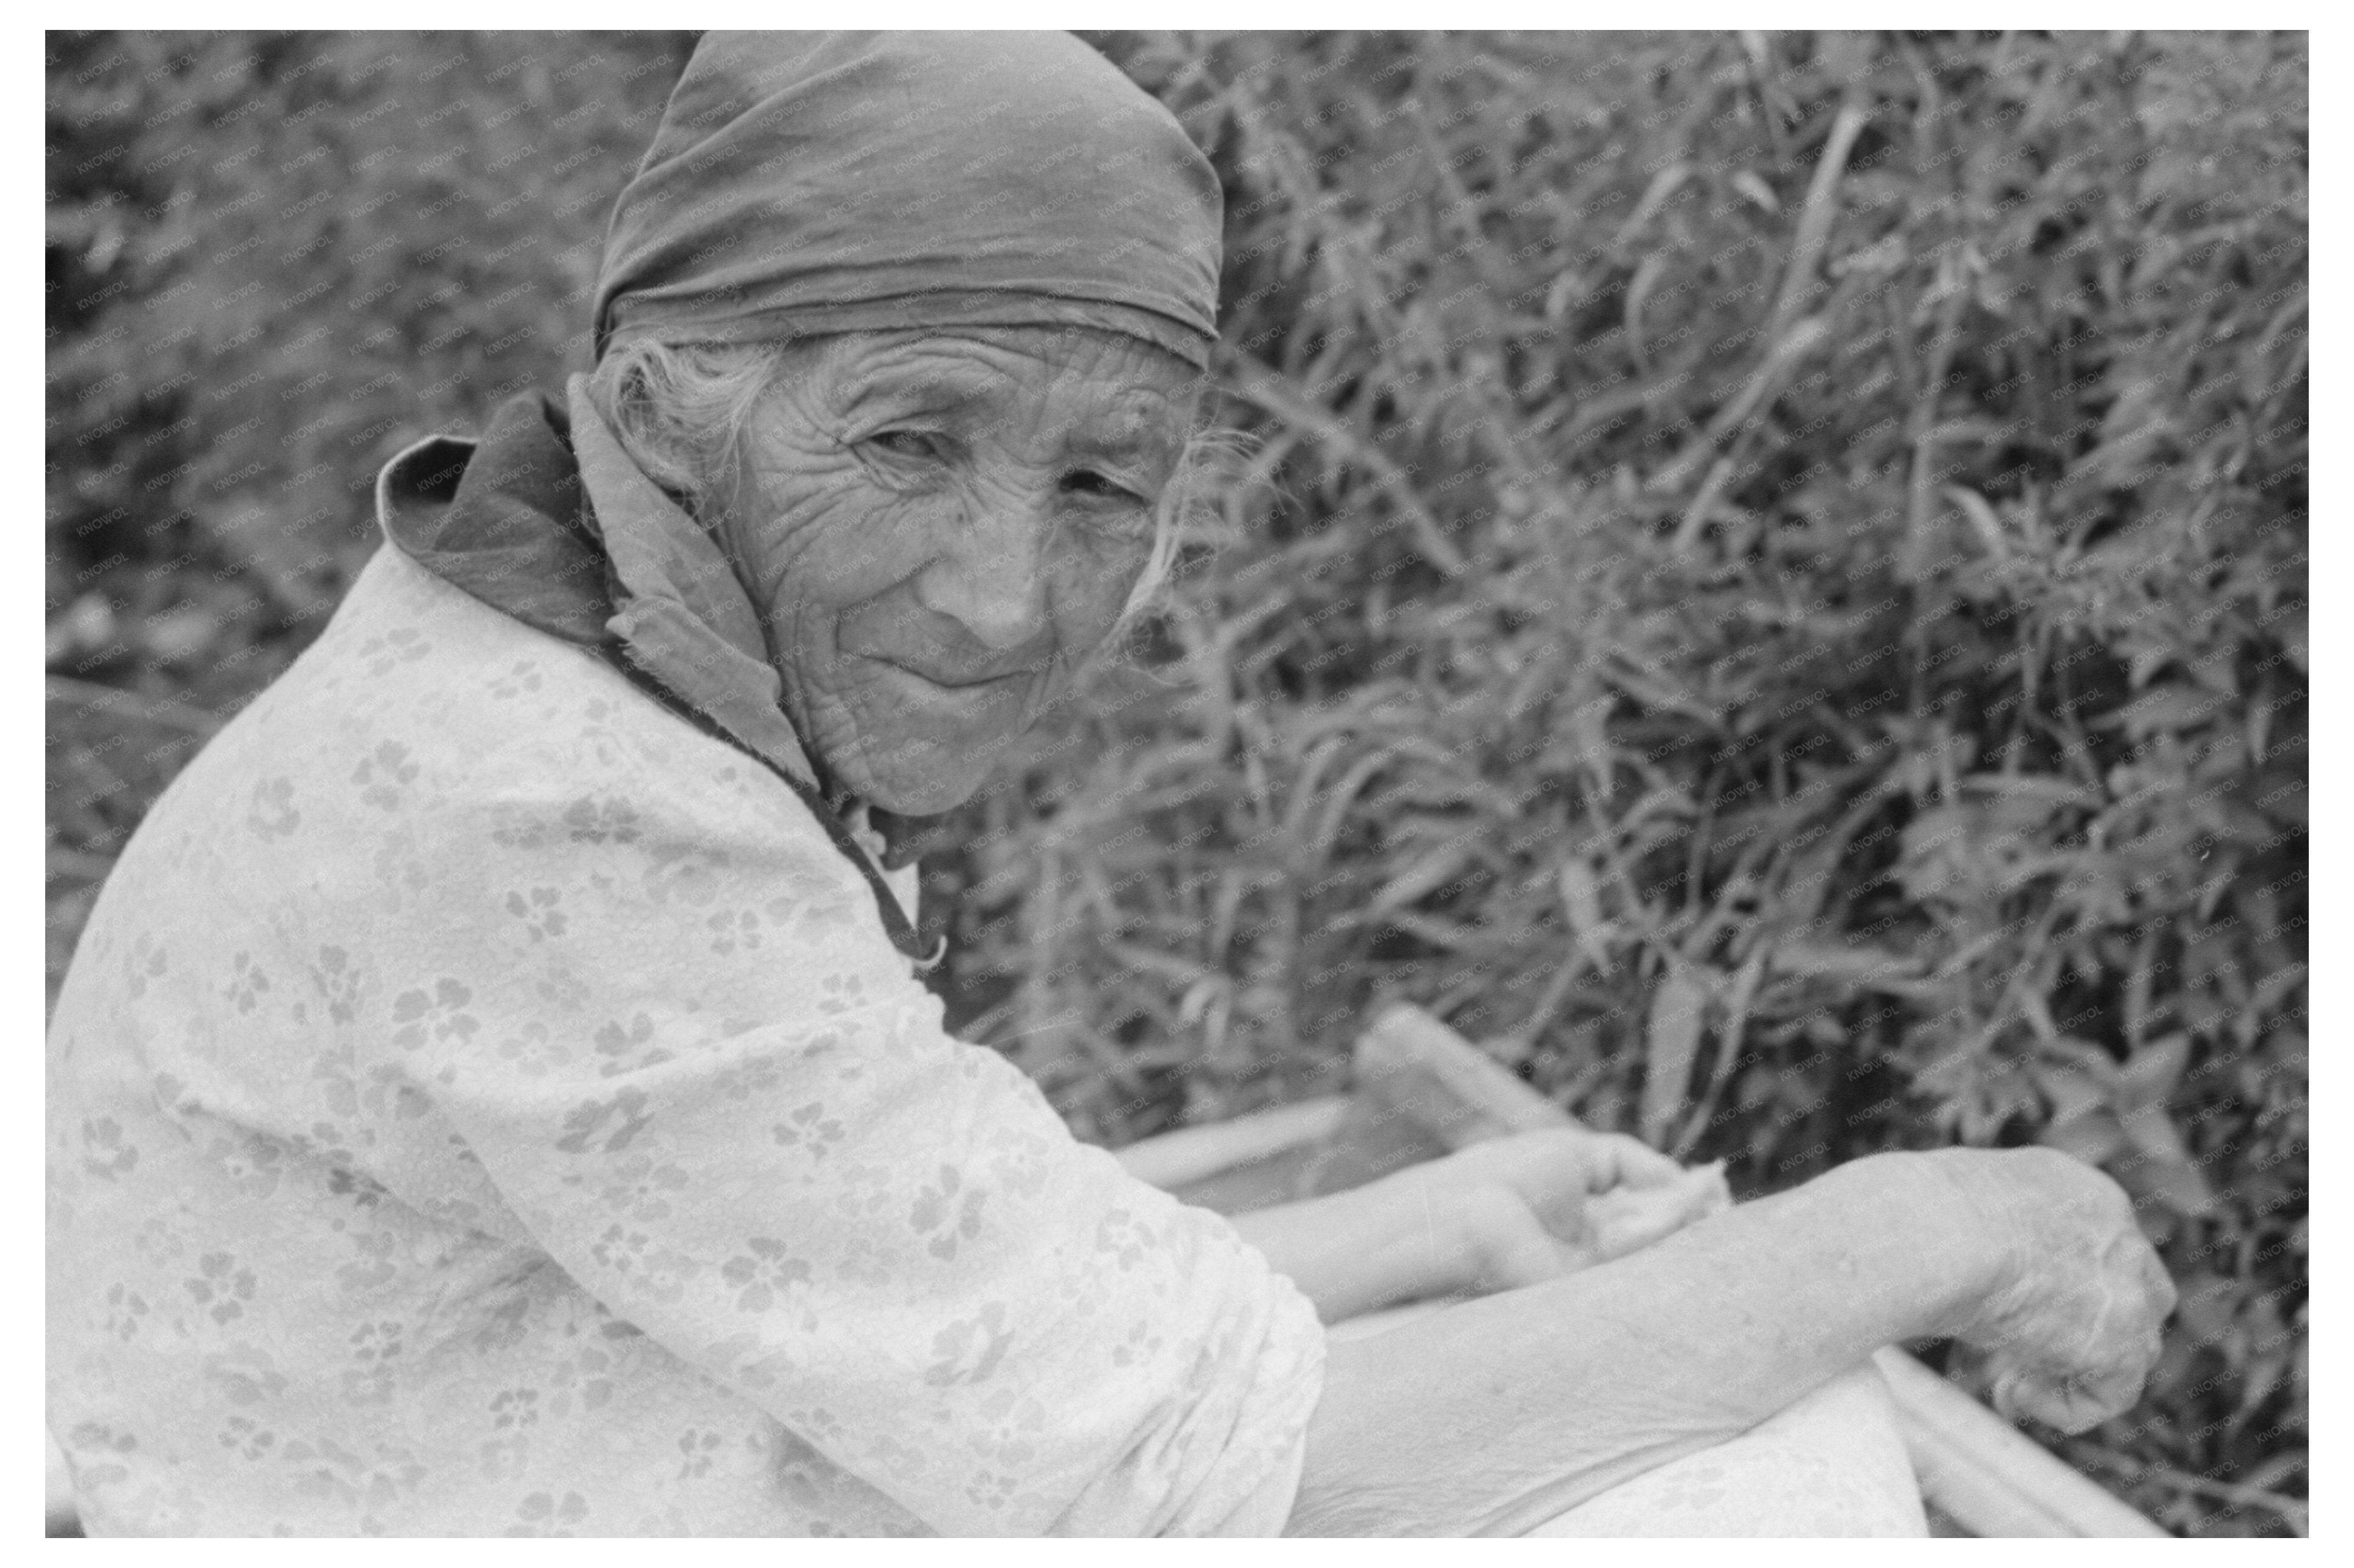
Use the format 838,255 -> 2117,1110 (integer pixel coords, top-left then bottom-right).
865,652 -> 1038,691
863,654 -> 1036,707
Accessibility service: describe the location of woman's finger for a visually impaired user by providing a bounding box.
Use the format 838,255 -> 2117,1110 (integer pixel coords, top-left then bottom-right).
1469,1191 -> 1591,1290
1582,1132 -> 1686,1192
1591,1191 -> 1690,1259
1590,1164 -> 1729,1259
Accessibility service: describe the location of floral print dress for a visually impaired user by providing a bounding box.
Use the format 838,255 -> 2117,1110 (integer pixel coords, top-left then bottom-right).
46,529 -> 1325,1535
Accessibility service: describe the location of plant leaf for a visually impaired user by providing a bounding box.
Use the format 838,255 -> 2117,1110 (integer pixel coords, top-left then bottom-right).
1555,860 -> 1614,970
1640,968 -> 1711,1145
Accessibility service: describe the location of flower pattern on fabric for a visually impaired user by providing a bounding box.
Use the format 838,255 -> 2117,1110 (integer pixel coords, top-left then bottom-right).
48,545 -> 1324,1537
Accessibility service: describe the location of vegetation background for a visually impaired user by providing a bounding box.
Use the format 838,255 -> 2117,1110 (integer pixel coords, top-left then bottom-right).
47,30 -> 2306,1535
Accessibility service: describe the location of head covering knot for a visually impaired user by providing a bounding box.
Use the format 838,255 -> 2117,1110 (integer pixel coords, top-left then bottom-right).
592,31 -> 1224,368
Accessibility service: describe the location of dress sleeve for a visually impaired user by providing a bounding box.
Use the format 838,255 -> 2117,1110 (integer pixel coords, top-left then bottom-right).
384,745 -> 1325,1536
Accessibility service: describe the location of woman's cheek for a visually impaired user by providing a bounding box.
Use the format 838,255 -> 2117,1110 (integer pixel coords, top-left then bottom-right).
1055,534 -> 1150,643
762,486 -> 938,611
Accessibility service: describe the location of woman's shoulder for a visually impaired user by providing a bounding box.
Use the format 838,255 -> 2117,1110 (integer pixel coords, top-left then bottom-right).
55,541 -> 878,1065
221,549 -> 775,806
285,543 -> 625,766
102,545 -> 844,924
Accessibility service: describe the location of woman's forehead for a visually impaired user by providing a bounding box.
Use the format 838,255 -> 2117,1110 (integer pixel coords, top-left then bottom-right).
825,329 -> 1197,436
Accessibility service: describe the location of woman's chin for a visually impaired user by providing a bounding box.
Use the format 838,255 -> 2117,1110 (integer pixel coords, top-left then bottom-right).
833,742 -> 1000,818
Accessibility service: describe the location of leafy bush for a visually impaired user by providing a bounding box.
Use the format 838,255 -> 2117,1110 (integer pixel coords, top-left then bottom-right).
47,31 -> 690,631
929,31 -> 2308,1533
48,29 -> 2305,1535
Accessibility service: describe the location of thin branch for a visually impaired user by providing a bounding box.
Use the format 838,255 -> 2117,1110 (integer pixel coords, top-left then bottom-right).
1225,356 -> 1469,578
46,676 -> 222,737
2072,1449 -> 2308,1534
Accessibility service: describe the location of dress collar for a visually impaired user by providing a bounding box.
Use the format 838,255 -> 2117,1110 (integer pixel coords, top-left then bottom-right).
373,384 -> 828,803
370,393 -> 946,959
560,373 -> 830,800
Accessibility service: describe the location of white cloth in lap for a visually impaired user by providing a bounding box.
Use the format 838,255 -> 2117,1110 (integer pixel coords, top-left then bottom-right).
1525,1362 -> 1928,1537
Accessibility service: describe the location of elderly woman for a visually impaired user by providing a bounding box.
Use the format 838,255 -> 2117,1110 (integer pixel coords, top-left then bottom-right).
48,32 -> 2172,1537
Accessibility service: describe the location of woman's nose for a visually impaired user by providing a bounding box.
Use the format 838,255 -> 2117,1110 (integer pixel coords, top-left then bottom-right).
916,483 -> 1057,653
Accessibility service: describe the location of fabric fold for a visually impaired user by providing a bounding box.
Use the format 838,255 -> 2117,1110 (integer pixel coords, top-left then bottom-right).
561,373 -> 828,796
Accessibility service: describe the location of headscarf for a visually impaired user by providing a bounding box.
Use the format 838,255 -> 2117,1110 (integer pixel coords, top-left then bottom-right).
592,31 -> 1224,368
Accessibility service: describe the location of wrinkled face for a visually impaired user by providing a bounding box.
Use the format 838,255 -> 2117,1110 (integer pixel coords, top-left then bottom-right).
715,325 -> 1199,816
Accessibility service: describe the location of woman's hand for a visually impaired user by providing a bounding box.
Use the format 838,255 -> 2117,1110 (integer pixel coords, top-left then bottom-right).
1425,1129 -> 1731,1294
1925,1147 -> 2178,1434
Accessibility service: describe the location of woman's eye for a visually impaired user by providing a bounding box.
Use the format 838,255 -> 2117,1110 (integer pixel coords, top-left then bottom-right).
869,430 -> 945,461
1061,469 -> 1139,503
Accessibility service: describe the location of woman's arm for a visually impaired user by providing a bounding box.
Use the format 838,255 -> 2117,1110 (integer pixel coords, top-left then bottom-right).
1284,1147 -> 2173,1536
1227,1129 -> 1724,1324
1225,1164 -> 1485,1325
380,741 -> 1329,1537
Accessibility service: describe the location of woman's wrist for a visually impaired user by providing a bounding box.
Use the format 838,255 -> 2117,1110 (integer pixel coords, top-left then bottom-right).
1344,1163 -> 1496,1309
1816,1149 -> 2016,1343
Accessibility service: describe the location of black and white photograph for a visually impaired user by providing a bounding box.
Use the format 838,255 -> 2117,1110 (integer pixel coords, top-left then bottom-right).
43,24 -> 2309,1539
